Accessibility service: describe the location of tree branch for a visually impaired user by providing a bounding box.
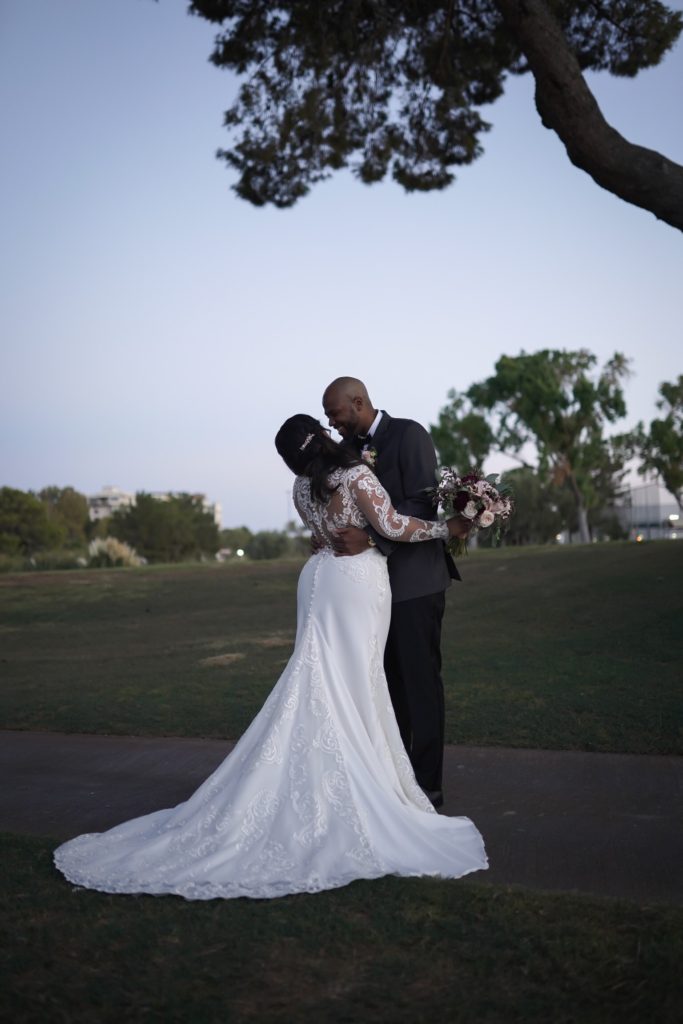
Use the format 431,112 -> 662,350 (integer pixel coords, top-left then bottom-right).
495,0 -> 683,231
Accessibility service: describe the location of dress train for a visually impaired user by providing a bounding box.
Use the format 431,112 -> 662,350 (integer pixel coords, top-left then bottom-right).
55,548 -> 487,900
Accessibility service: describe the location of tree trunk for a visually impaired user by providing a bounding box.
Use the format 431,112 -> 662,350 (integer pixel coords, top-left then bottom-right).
495,0 -> 683,231
564,468 -> 592,543
576,502 -> 591,544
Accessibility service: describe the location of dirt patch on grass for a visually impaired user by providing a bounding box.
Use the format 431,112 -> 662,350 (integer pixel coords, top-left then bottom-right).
199,653 -> 246,668
255,633 -> 294,648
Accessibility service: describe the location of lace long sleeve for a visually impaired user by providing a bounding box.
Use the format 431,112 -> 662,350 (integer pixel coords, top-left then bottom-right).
349,466 -> 449,543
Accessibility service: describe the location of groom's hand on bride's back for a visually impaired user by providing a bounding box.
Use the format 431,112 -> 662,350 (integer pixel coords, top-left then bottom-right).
330,527 -> 371,557
310,534 -> 323,554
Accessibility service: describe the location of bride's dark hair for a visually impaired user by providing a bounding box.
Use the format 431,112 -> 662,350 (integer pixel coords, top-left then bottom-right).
275,414 -> 361,502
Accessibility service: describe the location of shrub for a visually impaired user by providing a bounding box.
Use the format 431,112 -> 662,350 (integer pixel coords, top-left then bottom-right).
88,537 -> 142,568
27,550 -> 84,571
0,553 -> 25,573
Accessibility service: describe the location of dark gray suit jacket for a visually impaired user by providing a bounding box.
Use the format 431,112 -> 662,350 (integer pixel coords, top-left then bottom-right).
363,412 -> 460,603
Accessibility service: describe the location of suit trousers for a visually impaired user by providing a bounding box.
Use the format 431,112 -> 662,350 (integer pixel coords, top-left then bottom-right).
383,590 -> 446,794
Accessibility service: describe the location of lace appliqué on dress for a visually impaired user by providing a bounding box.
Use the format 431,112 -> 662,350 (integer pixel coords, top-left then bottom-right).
293,465 -> 449,549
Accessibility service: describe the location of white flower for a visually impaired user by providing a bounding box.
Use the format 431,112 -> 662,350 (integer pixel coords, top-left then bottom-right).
463,501 -> 478,519
479,509 -> 495,528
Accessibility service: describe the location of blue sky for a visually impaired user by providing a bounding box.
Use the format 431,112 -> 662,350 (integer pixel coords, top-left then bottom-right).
1,0 -> 681,529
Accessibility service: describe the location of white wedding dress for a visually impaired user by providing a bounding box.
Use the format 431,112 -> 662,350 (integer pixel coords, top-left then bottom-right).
54,465 -> 488,899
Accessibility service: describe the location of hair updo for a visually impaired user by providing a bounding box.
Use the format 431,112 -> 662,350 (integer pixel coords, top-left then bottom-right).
275,414 -> 361,501
275,415 -> 326,474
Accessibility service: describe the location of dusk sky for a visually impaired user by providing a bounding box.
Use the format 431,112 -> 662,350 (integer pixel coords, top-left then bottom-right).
2,0 -> 681,530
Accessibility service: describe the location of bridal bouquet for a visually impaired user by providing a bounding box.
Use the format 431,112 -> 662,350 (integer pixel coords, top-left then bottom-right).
431,468 -> 514,555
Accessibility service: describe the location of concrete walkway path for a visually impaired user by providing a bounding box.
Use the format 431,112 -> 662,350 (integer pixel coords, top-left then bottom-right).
1,730 -> 681,905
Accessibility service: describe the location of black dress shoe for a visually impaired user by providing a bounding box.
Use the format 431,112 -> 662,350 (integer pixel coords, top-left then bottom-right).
422,789 -> 444,809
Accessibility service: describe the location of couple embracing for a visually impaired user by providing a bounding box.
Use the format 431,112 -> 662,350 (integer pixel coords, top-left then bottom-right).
55,377 -> 488,900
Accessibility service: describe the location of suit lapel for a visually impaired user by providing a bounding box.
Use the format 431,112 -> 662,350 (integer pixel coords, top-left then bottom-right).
371,411 -> 391,445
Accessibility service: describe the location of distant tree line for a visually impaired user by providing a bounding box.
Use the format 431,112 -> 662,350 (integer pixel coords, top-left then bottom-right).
0,487 -> 90,561
0,489 -> 308,570
1,358 -> 680,567
219,521 -> 310,561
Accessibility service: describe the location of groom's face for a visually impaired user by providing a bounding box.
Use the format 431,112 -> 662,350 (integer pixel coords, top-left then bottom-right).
323,390 -> 361,440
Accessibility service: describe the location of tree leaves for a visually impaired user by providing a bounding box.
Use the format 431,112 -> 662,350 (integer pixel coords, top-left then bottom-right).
636,375 -> 683,510
432,348 -> 633,542
189,0 -> 682,217
110,493 -> 220,563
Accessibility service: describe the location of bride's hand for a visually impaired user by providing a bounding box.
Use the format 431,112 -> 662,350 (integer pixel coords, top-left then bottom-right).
447,516 -> 471,540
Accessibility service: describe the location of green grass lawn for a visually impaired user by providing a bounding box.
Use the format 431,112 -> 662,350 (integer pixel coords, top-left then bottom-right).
2,548 -> 682,1021
0,542 -> 681,753
3,833 -> 681,1024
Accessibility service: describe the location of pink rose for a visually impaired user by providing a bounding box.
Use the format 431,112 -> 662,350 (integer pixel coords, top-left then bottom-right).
479,509 -> 495,528
463,501 -> 478,519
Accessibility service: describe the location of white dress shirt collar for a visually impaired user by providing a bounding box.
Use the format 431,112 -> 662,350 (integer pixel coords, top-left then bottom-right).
366,410 -> 383,438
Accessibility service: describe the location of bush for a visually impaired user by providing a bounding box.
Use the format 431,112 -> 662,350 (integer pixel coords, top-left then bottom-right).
27,550 -> 85,571
0,553 -> 25,573
0,549 -> 87,573
88,537 -> 143,568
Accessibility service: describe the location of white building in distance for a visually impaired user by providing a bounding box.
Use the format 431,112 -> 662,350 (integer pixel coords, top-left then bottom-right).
88,485 -> 135,521
88,487 -> 222,526
619,479 -> 681,541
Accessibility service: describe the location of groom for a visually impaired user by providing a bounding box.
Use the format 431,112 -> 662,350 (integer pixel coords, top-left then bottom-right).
322,376 -> 464,808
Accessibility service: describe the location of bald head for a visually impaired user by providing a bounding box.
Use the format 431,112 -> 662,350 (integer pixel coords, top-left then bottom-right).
324,376 -> 372,405
322,376 -> 377,440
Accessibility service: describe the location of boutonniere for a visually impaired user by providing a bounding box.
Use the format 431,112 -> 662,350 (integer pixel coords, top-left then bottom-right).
361,444 -> 378,468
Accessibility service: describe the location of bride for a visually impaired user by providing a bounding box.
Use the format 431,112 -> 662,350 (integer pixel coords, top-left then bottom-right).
54,415 -> 488,899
